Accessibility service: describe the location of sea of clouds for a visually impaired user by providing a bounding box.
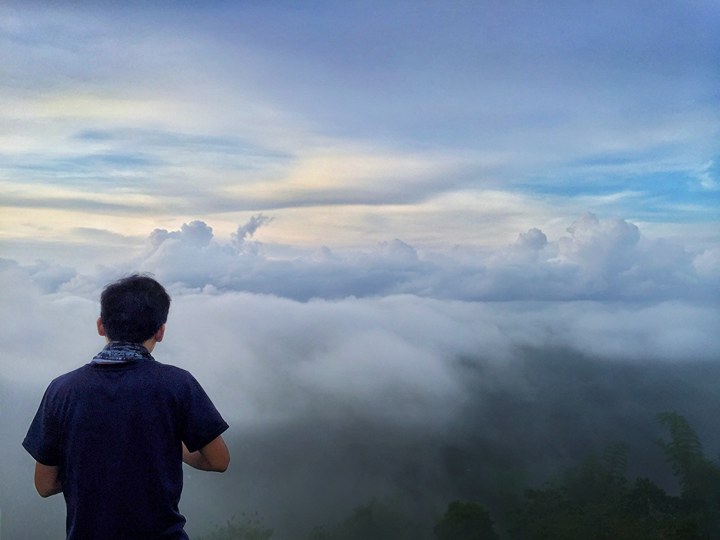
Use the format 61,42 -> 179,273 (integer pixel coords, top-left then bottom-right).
18,211 -> 716,302
1,213 -> 718,537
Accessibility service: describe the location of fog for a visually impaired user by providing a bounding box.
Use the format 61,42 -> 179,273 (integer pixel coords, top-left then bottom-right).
1,214 -> 718,538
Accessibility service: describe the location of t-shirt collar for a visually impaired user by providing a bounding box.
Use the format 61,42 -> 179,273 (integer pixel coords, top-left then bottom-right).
92,341 -> 153,364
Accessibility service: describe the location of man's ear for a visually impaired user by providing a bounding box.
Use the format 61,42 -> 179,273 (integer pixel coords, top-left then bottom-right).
154,324 -> 166,343
97,317 -> 106,337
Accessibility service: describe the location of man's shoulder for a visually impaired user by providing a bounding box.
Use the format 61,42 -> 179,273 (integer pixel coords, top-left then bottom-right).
50,361 -> 190,383
45,360 -> 200,396
151,360 -> 194,378
148,360 -> 205,390
48,364 -> 92,386
38,365 -> 94,402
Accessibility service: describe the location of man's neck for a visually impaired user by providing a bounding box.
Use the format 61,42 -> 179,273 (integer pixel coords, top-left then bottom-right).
105,338 -> 157,353
142,337 -> 158,353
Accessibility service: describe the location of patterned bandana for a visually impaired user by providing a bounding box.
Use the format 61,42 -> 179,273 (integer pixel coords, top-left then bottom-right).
91,341 -> 153,364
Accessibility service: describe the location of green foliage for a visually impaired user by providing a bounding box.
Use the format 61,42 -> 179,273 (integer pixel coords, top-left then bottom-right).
306,498 -> 428,540
600,443 -> 628,479
203,411 -> 720,540
656,411 -> 706,495
197,515 -> 273,540
656,411 -> 720,537
433,501 -> 498,540
508,413 -> 720,540
507,471 -> 701,539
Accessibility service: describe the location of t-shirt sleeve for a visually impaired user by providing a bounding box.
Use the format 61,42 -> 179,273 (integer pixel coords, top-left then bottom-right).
22,382 -> 62,466
181,373 -> 229,453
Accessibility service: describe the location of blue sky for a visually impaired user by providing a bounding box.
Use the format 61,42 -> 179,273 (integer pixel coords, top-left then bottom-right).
0,0 -> 718,266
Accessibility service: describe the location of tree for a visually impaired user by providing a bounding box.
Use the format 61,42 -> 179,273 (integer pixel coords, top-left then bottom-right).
198,515 -> 273,540
507,444 -> 704,540
433,501 -> 498,540
306,498 -> 428,540
657,412 -> 707,496
656,411 -> 720,537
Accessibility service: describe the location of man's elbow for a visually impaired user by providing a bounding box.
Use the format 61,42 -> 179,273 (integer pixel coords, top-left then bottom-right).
211,451 -> 230,472
34,463 -> 62,497
36,486 -> 54,498
35,480 -> 62,497
202,436 -> 230,472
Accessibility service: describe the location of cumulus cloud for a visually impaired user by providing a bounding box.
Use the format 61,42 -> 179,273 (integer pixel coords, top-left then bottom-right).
694,246 -> 720,280
43,212 -> 714,303
149,220 -> 215,249
516,227 -> 548,250
0,258 -> 77,294
232,214 -> 274,254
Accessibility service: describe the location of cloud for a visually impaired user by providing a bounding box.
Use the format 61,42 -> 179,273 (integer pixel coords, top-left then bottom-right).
698,159 -> 719,191
3,254 -> 718,432
1,1 -> 717,248
2,251 -> 719,536
1,217 -> 718,539
4,211 -> 717,398
149,220 -> 215,249
49,213 -> 710,303
694,246 -> 720,280
232,214 -> 273,254
515,227 -> 548,250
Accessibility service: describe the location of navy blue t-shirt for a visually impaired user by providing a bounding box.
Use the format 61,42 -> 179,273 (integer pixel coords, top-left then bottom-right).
23,343 -> 229,540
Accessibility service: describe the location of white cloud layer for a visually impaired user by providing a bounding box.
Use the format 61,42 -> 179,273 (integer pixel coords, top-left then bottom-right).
2,235 -> 718,456
2,213 -> 718,395
34,212 -> 714,303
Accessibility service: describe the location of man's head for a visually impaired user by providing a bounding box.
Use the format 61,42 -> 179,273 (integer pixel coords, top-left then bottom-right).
98,274 -> 171,343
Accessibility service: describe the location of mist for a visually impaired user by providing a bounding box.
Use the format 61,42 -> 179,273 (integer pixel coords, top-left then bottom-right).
1,214 -> 718,538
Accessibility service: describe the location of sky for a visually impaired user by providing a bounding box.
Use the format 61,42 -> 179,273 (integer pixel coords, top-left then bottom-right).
0,0 -> 718,265
1,1 -> 719,538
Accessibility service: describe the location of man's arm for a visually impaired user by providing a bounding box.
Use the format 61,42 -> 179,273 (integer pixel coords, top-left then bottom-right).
34,462 -> 62,497
182,435 -> 230,472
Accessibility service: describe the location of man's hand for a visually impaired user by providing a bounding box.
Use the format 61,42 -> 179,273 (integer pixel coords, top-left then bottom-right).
182,436 -> 230,472
34,462 -> 62,497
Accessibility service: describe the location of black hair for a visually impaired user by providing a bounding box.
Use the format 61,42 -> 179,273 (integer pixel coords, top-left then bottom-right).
100,274 -> 171,343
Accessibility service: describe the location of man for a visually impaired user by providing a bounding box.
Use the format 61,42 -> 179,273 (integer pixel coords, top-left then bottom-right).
23,274 -> 230,539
